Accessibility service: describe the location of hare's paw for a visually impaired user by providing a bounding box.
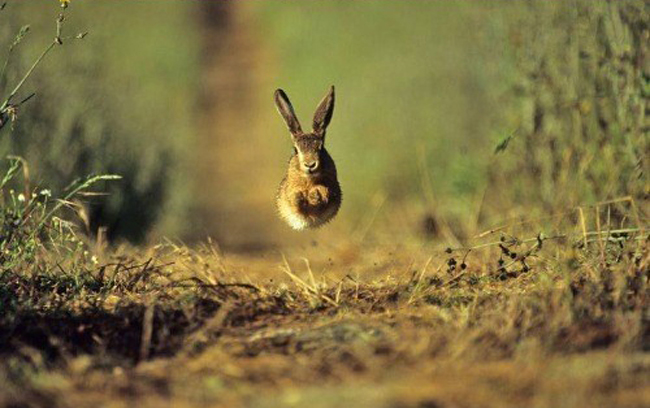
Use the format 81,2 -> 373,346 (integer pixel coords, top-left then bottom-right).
293,191 -> 308,208
307,185 -> 329,206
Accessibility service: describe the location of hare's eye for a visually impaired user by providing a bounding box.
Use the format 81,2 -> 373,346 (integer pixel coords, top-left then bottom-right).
293,147 -> 298,154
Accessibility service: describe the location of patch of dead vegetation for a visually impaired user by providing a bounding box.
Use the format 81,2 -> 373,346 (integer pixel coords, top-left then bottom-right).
0,221 -> 647,407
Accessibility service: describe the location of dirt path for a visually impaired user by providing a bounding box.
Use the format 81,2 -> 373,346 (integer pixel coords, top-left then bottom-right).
192,3 -> 286,251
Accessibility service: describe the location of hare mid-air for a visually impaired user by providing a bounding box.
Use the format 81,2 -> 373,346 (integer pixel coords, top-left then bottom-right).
274,86 -> 341,230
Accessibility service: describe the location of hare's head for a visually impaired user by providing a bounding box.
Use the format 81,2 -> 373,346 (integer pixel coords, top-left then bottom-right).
274,86 -> 335,176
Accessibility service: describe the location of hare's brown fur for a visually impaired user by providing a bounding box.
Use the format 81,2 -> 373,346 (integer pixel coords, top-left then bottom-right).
274,86 -> 341,230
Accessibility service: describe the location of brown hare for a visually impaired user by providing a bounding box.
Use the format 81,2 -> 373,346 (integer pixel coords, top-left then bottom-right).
274,86 -> 341,230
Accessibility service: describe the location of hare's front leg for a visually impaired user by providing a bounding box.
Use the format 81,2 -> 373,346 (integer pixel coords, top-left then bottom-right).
307,185 -> 329,206
294,190 -> 308,208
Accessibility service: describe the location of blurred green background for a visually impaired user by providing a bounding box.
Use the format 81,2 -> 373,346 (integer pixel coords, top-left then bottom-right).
0,1 -> 646,249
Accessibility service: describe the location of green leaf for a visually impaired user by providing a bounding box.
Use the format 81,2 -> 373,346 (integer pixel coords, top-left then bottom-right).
494,134 -> 513,154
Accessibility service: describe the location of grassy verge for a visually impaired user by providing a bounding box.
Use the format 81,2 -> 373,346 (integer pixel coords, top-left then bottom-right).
1,0 -> 200,242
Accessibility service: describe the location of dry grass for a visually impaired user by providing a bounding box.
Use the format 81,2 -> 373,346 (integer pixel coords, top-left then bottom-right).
0,215 -> 647,408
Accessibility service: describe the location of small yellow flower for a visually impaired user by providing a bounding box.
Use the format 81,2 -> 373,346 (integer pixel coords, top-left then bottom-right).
59,0 -> 71,7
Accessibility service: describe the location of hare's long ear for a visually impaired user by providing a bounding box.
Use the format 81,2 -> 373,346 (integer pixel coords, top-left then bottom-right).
274,89 -> 302,135
312,85 -> 335,136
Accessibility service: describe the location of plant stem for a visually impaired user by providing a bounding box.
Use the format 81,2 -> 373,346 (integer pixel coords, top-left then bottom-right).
0,41 -> 56,112
35,174 -> 121,234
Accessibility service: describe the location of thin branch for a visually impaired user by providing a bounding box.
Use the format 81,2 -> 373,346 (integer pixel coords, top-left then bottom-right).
0,6 -> 86,115
0,42 -> 55,112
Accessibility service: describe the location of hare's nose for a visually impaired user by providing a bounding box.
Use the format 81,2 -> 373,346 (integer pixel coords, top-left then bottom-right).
304,161 -> 319,172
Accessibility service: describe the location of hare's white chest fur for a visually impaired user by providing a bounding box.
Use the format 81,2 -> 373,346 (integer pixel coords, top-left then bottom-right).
278,200 -> 311,230
279,201 -> 339,230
